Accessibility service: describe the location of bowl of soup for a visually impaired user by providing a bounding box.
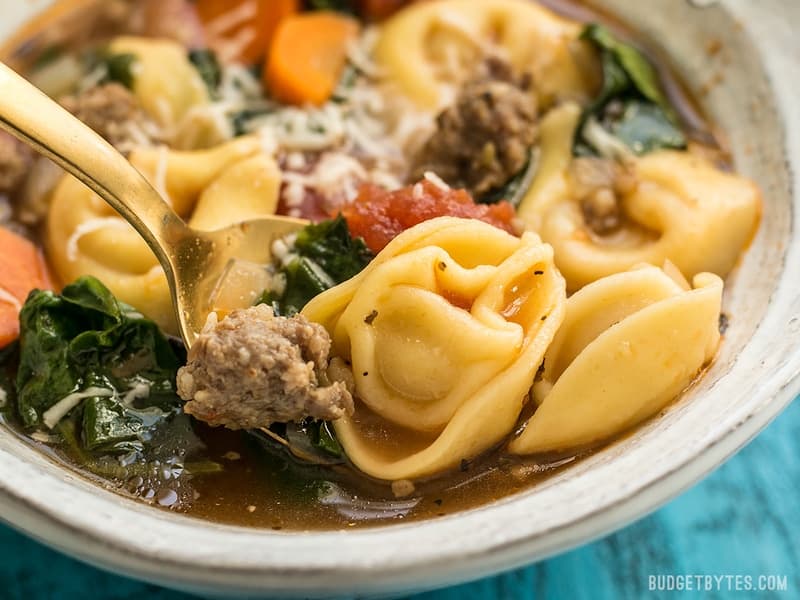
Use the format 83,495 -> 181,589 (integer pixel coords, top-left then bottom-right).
0,0 -> 797,596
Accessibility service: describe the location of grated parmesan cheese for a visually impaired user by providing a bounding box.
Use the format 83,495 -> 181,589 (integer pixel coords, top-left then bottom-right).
42,387 -> 114,430
66,217 -> 130,262
424,171 -> 451,191
0,287 -> 21,312
285,152 -> 306,170
30,430 -> 58,444
204,1 -> 258,37
215,26 -> 258,64
152,144 -> 172,204
121,381 -> 151,407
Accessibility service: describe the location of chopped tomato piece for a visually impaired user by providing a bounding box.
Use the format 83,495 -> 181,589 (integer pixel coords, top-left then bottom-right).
341,180 -> 517,253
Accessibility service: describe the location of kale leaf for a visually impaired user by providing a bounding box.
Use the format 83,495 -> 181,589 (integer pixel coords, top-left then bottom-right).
102,53 -> 137,89
15,276 -> 183,456
478,150 -> 537,207
261,216 -> 373,315
575,23 -> 686,156
582,24 -> 673,115
306,0 -> 356,14
188,49 -> 222,96
611,101 -> 688,155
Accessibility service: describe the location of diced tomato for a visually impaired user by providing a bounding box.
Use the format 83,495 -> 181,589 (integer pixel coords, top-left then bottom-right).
340,180 -> 517,253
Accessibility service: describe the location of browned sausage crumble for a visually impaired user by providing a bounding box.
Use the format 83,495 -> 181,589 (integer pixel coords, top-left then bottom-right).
568,156 -> 638,235
410,57 -> 539,197
177,305 -> 354,430
59,83 -> 163,151
0,131 -> 33,194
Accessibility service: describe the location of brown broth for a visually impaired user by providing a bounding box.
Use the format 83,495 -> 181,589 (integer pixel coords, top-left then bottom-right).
0,0 -> 727,531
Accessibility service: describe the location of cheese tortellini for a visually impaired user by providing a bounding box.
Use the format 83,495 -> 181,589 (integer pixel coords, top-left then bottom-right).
375,0 -> 598,111
109,36 -> 209,129
46,137 -> 281,331
302,217 -> 566,480
518,103 -> 761,291
509,263 -> 722,455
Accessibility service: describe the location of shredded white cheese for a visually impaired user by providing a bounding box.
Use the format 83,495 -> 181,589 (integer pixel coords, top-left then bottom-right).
285,152 -> 306,170
42,387 -> 114,430
163,29 -> 433,216
121,381 -> 151,407
66,217 -> 130,262
0,287 -> 21,312
204,1 -> 258,37
582,116 -> 635,163
152,144 -> 172,204
424,171 -> 451,191
30,430 -> 58,444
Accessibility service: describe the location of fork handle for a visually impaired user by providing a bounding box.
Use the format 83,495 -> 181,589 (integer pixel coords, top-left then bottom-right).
0,61 -> 188,270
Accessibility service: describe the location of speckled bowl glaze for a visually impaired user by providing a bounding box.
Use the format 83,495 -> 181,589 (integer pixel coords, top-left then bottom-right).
0,0 -> 798,597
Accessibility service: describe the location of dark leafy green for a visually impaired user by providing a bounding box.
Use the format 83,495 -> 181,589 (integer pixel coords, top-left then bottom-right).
254,418 -> 346,466
0,342 -> 18,417
102,53 -> 137,89
189,49 -> 222,96
306,0 -> 356,14
230,108 -> 273,136
611,101 -> 687,154
32,45 -> 65,70
261,216 -> 373,315
294,216 -> 373,282
16,276 -> 182,442
478,151 -> 537,207
575,23 -> 686,156
581,24 -> 673,114
298,419 -> 344,458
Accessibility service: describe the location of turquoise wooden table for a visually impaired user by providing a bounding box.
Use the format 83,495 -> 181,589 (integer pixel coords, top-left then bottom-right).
2,398 -> 798,599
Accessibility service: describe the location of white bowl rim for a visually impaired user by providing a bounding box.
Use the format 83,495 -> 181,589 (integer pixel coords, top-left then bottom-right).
0,0 -> 798,597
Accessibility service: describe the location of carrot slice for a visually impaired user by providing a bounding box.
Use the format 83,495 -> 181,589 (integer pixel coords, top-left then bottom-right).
0,227 -> 52,348
264,11 -> 360,106
196,0 -> 299,64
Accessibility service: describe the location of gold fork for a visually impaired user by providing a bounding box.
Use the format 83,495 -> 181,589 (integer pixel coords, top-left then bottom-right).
0,62 -> 307,347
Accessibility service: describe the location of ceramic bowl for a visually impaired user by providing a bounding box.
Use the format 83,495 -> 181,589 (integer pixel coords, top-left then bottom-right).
0,0 -> 798,597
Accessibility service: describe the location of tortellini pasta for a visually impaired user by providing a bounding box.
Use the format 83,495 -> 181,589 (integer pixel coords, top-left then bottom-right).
45,137 -> 281,332
517,103 -> 761,291
508,263 -> 722,455
302,217 -> 566,480
109,36 -> 209,129
375,0 -> 598,111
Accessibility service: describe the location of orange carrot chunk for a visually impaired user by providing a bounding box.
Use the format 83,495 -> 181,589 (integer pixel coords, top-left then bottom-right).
264,11 -> 360,106
0,227 -> 52,348
196,0 -> 299,65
